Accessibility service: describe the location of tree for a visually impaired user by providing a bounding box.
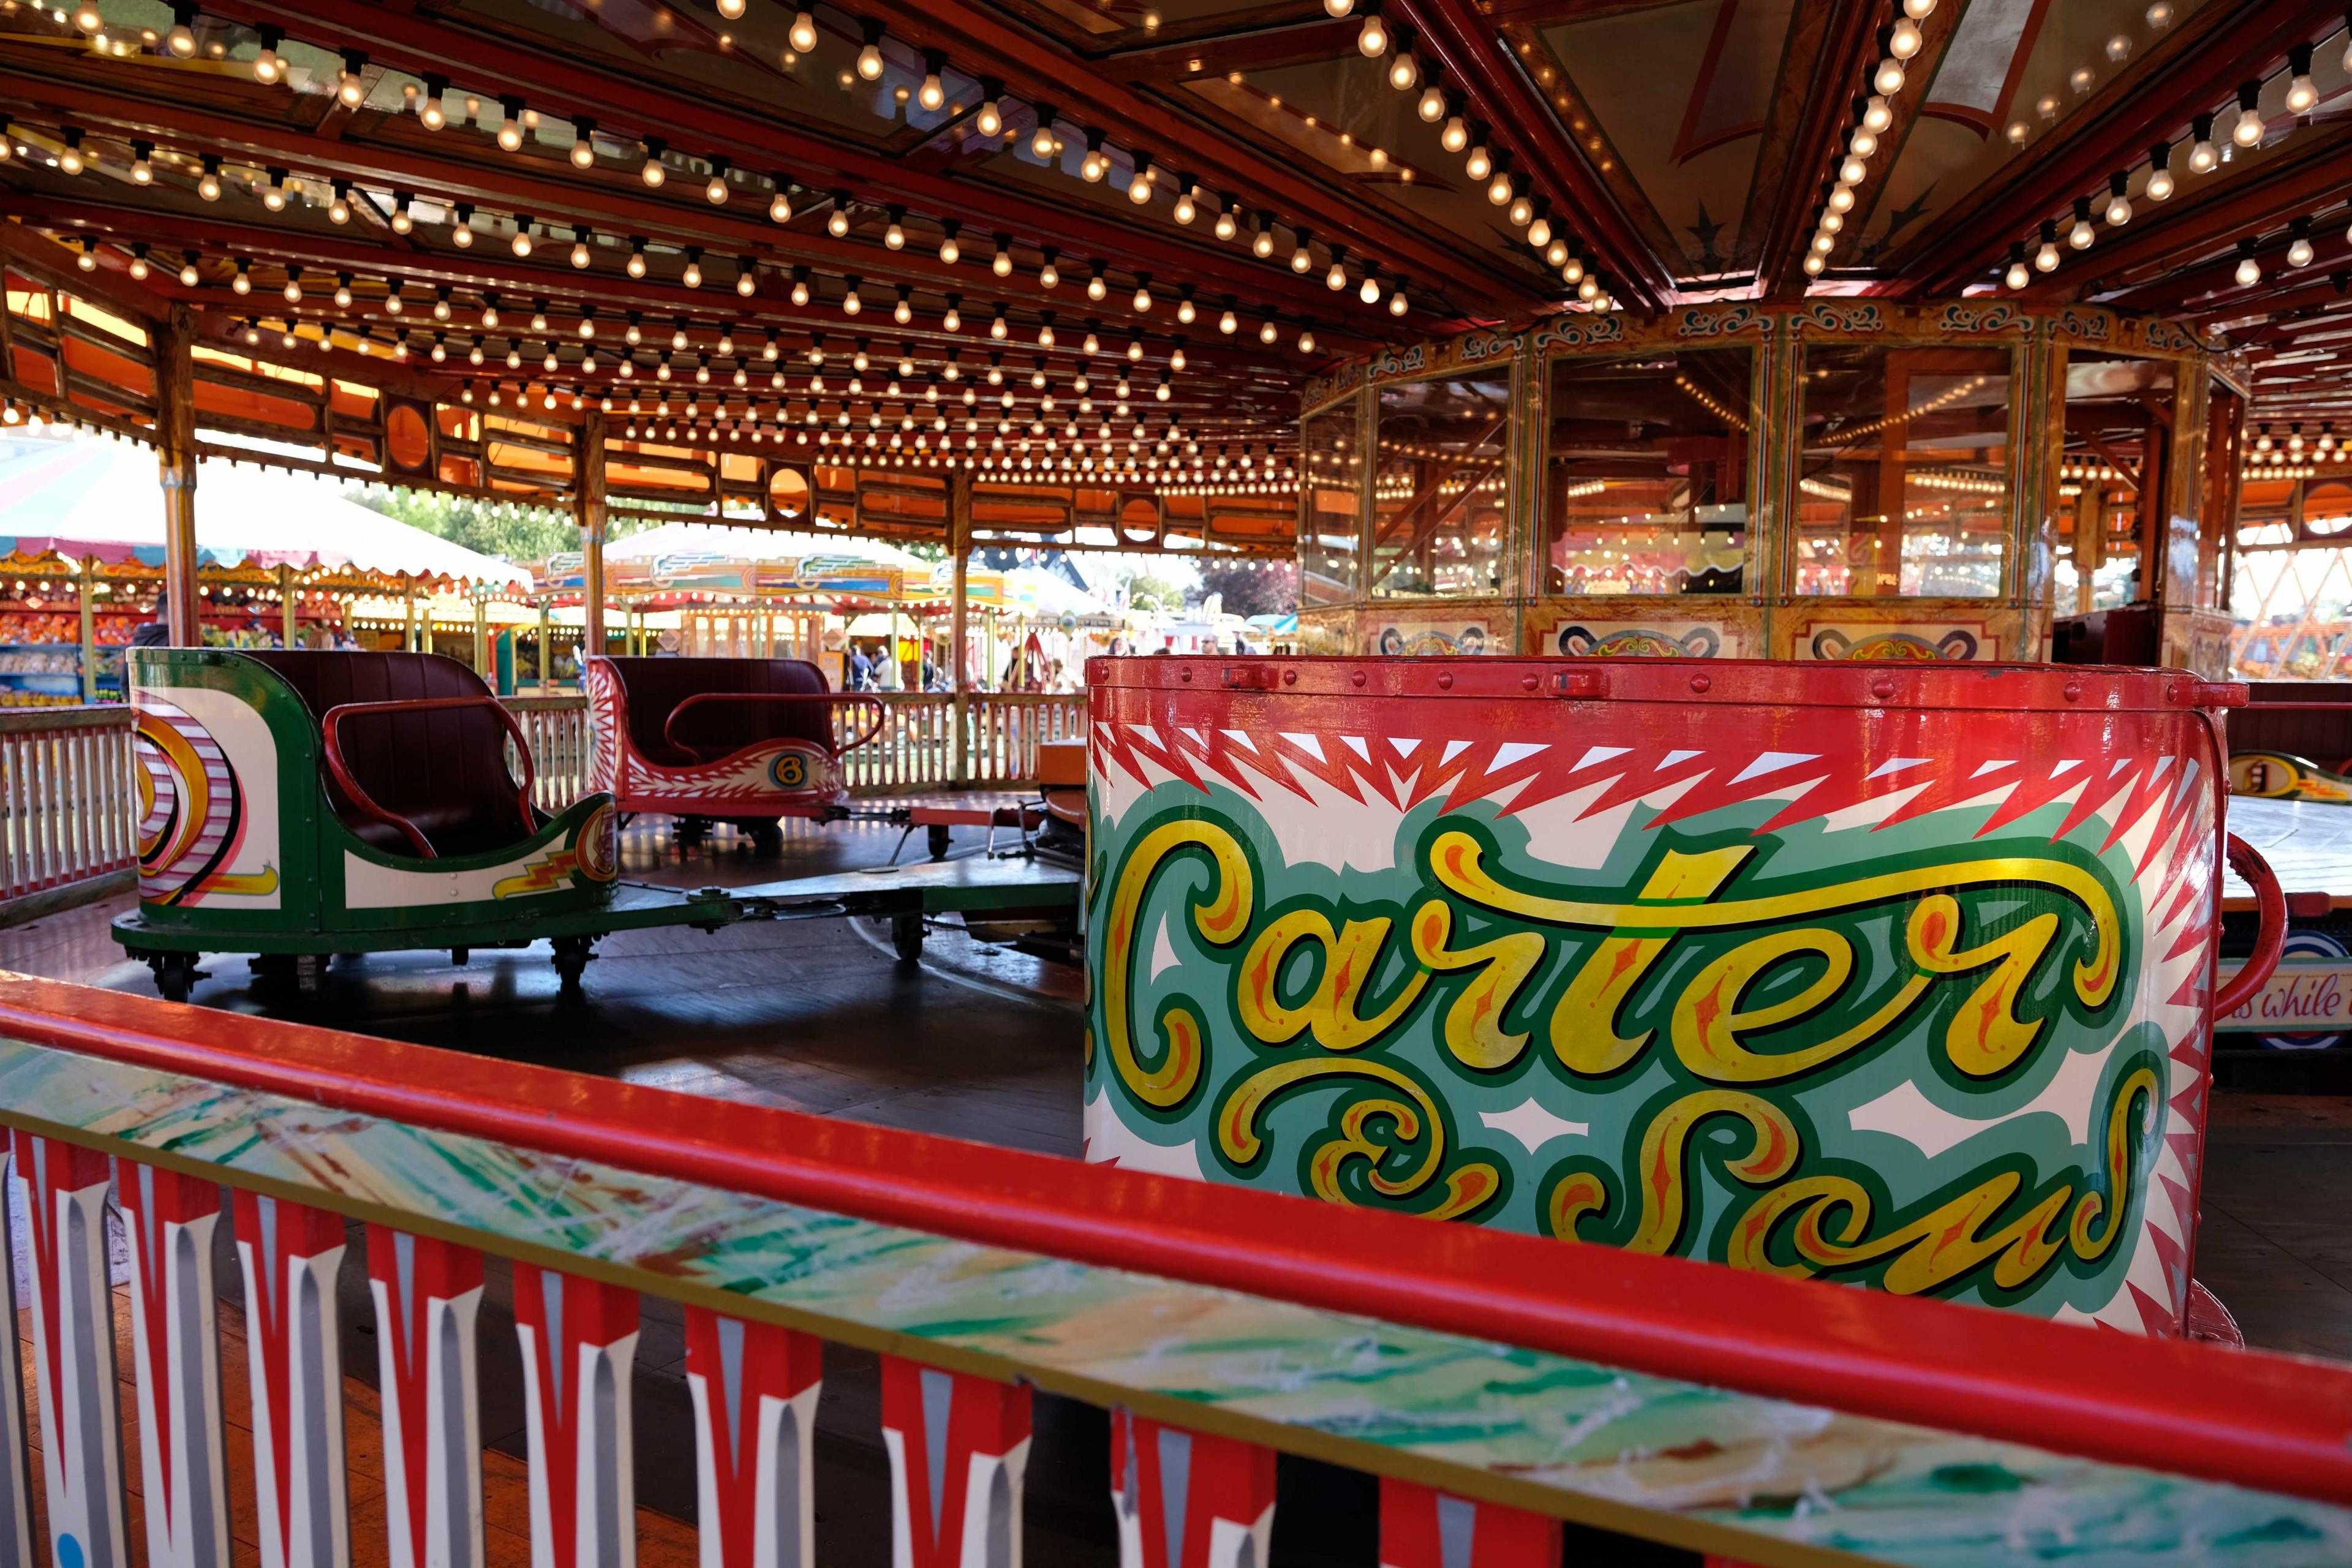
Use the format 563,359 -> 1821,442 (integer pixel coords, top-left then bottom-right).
1125,573 -> 1185,612
350,486 -> 630,565
1197,559 -> 1297,619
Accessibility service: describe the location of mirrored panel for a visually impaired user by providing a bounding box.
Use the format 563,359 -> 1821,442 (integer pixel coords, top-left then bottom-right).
1298,397 -> 1363,605
1368,370 -> 1513,599
2055,352 -> 2176,614
1793,344 -> 2012,598
1542,348 -> 1752,596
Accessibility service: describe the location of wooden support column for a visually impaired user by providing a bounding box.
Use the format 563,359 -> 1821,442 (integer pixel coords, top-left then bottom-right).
538,600 -> 554,693
472,594 -> 489,674
278,565 -> 296,648
155,304 -> 200,647
77,557 -> 97,703
404,578 -> 419,653
576,410 -> 609,659
949,469 -> 973,786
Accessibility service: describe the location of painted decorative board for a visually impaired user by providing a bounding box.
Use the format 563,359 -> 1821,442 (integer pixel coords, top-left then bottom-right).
1084,657 -> 2231,1335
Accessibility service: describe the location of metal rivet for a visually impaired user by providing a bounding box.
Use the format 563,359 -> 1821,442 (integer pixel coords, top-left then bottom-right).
1283,669 -> 1297,685
1180,667 -> 1192,682
1438,671 -> 1454,690
1689,673 -> 1710,694
2063,680 -> 2082,703
1521,674 -> 1537,691
1351,670 -> 1366,688
1871,675 -> 1896,700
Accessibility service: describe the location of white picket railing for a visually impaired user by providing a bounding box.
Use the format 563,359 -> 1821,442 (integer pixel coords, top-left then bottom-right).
0,705 -> 138,916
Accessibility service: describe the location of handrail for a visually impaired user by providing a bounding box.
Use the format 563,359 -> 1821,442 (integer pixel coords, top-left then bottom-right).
660,692 -> 889,756
0,704 -> 133,734
319,696 -> 539,859
0,974 -> 2344,1510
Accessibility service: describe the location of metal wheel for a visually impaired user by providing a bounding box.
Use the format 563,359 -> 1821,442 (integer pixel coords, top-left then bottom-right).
550,935 -> 597,998
748,821 -> 784,856
891,913 -> 925,964
151,952 -> 200,1004
926,823 -> 952,862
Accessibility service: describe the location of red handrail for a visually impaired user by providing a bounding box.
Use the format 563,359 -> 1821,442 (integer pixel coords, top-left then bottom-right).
2215,833 -> 2288,1016
0,974 -> 2345,1509
660,692 -> 888,757
320,696 -> 540,859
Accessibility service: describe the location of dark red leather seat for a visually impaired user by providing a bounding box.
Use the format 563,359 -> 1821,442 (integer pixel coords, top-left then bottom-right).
250,650 -> 536,859
602,657 -> 835,766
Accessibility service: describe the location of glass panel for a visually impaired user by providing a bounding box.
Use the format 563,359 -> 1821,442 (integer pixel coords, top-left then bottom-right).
1793,345 -> 2011,598
2054,353 -> 2175,614
1369,370 -> 1513,598
1542,349 -> 1751,595
1298,399 -> 1361,605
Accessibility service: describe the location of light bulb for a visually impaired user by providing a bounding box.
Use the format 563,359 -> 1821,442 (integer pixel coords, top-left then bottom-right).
2035,239 -> 2059,272
827,207 -> 851,238
131,151 -> 152,184
1291,240 -> 1313,273
1839,156 -> 1866,184
1214,209 -> 1238,241
2146,166 -> 2174,202
1128,171 -> 1152,204
1039,259 -> 1058,287
706,172 -> 729,203
884,219 -> 905,249
1325,0 -> 1354,14
1820,210 -> 1844,235
1874,57 -> 1904,95
254,39 -> 282,83
1173,190 -> 1196,224
497,119 -> 524,153
1889,18 -> 1921,59
571,137 -> 595,171
1464,143 -> 1491,181
740,268 -> 760,296
1508,193 -> 1532,225
843,287 -> 862,314
1252,227 -> 1275,258
1031,122 -> 1056,159
198,168 -> 221,200
993,247 -> 1014,279
283,275 -> 302,303
683,258 -> 702,287
2106,192 -> 2131,227
977,99 -> 1003,137
1417,85 -> 1447,123
1387,55 -> 1417,91
627,249 -> 647,279
1326,259 -> 1348,289
1826,184 -> 1855,213
858,43 -> 884,80
2291,235 -> 2315,268
1358,274 -> 1381,304
1218,309 -> 1237,334
2233,106 -> 2263,148
1388,288 -> 1408,316
641,154 -> 666,187
1441,115 -> 1468,153
179,258 -> 198,287
2236,254 -> 2260,287
1802,253 -> 1825,277
1133,285 -> 1153,311
2188,136 -> 2217,173
1358,15 -> 1386,56
920,72 -> 945,111
1487,170 -> 1511,204
1850,127 -> 1878,158
2288,74 -> 2317,116
72,2 -> 100,30
513,228 -> 533,258
1905,0 -> 1935,14
232,267 -> 250,295
791,10 -> 818,52
1812,231 -> 1836,255
1528,216 -> 1551,247
1863,96 -> 1893,133
2005,259 -> 2029,290
260,183 -> 284,211
74,244 -> 96,273
167,16 -> 196,55
1259,318 -> 1278,344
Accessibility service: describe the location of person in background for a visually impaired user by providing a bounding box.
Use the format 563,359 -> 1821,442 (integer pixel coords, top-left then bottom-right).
129,620 -> 171,649
849,643 -> 874,690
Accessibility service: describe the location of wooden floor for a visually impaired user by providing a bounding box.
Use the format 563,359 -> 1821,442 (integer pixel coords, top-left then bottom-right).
3,815 -> 2351,1568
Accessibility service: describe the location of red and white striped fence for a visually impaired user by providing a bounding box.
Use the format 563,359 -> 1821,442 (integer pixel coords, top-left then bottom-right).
0,977 -> 2349,1568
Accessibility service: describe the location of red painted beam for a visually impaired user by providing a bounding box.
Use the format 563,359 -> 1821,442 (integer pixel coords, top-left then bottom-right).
846,0 -> 1537,317
1753,0 -> 1878,300
1392,0 -> 1675,309
223,0 -> 1427,338
0,53 -> 1378,347
1890,0 -> 2348,299
0,972 -> 2350,1512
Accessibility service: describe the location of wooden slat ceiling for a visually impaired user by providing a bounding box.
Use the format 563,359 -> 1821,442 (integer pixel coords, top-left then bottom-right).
0,0 -> 2346,440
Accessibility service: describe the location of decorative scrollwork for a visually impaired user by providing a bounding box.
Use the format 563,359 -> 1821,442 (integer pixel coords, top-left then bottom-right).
1532,313 -> 1628,351
1937,301 -> 2020,335
1675,305 -> 1762,339
1798,301 -> 1882,334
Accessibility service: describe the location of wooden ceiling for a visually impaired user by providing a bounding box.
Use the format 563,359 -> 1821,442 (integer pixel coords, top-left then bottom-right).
0,0 -> 2347,442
